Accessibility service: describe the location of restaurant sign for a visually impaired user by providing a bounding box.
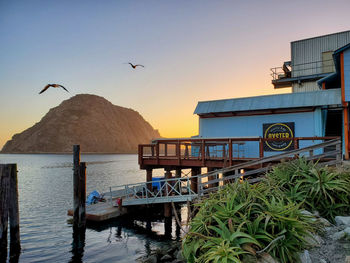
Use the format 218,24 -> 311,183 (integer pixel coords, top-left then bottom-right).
263,122 -> 295,151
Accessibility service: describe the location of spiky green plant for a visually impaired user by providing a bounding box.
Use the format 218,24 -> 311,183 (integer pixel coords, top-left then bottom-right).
266,157 -> 350,220
183,181 -> 316,263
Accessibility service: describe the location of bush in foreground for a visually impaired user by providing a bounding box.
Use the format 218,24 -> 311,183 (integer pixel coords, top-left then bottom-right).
183,181 -> 316,263
183,158 -> 350,262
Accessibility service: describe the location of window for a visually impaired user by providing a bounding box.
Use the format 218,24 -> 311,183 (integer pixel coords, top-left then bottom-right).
322,51 -> 335,73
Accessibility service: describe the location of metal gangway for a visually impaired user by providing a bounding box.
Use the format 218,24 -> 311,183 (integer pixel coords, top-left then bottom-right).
106,139 -> 342,207
107,176 -> 199,206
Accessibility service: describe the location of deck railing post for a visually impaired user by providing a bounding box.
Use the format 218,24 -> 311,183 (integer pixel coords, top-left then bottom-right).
156,142 -> 160,165
259,138 -> 264,158
165,143 -> 167,157
138,145 -> 142,165
336,142 -> 342,164
201,140 -> 205,166
177,141 -> 181,165
229,139 -> 233,166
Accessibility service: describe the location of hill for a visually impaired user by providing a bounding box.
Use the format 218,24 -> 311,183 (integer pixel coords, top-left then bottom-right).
1,94 -> 160,153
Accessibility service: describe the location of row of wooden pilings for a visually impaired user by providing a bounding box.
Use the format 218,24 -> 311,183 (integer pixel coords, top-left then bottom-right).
0,146 -> 87,261
0,164 -> 20,262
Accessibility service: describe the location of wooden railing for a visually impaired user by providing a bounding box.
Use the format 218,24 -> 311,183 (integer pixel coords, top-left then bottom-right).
138,137 -> 340,167
197,138 -> 342,196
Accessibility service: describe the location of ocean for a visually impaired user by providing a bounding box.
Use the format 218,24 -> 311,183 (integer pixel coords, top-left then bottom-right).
0,153 -> 181,262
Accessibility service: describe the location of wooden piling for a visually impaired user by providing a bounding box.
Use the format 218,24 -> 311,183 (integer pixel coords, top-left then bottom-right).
0,164 -> 10,261
8,164 -> 20,254
164,169 -> 172,217
0,164 -> 21,260
78,162 -> 86,227
146,169 -> 153,194
207,167 -> 219,188
73,145 -> 86,228
191,167 -> 200,193
175,169 -> 181,193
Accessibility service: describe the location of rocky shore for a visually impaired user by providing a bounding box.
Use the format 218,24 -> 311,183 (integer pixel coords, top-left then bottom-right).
137,241 -> 185,263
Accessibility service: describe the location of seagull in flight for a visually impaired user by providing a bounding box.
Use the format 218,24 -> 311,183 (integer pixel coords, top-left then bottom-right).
126,62 -> 145,69
39,84 -> 69,94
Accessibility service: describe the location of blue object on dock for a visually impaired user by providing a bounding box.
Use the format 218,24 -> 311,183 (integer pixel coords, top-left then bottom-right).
87,190 -> 101,205
152,177 -> 164,191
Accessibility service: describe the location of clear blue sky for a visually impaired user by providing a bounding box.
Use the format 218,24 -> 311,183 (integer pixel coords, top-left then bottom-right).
1,0 -> 350,149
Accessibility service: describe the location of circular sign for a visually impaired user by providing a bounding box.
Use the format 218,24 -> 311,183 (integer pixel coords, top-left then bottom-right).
264,123 -> 294,151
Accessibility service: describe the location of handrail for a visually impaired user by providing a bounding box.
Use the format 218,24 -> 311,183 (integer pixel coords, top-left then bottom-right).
139,137 -> 340,166
197,139 -> 342,196
106,139 -> 341,206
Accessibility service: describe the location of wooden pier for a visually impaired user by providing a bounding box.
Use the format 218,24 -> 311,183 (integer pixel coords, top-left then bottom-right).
68,138 -> 342,222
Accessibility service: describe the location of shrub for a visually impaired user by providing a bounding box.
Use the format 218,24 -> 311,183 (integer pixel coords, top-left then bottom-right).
266,158 -> 350,220
182,181 -> 316,263
183,158 -> 350,262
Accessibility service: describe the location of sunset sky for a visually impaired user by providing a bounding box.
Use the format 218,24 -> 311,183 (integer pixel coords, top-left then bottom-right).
1,0 -> 350,149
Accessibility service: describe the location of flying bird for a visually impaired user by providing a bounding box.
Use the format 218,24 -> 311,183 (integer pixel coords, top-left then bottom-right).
126,62 -> 145,69
39,84 -> 69,94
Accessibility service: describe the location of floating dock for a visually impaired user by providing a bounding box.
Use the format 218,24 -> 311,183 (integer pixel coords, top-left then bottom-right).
68,201 -> 126,222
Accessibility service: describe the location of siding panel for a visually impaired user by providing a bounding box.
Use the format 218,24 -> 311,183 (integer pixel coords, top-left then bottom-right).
292,31 -> 350,77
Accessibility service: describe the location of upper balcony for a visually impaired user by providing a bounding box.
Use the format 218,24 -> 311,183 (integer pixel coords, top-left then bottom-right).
271,59 -> 335,89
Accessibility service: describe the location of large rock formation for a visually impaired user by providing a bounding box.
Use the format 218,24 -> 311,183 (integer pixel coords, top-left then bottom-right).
1,94 -> 160,153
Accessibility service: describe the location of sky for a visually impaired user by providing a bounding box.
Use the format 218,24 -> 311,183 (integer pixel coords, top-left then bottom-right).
1,0 -> 350,150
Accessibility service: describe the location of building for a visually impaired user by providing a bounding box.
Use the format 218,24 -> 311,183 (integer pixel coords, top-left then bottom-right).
271,30 -> 350,92
194,31 -> 350,159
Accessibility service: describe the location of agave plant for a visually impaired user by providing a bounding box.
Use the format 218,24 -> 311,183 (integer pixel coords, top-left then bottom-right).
183,181 -> 318,263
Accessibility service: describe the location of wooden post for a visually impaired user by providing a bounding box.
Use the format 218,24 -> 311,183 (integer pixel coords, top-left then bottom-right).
9,164 -> 20,254
0,164 -> 21,260
78,162 -> 86,228
229,139 -> 232,166
138,145 -> 142,165
201,140 -> 205,165
73,145 -> 86,228
175,169 -> 181,193
191,168 -> 200,193
156,142 -> 160,164
207,167 -> 218,188
73,145 -> 80,228
0,164 -> 10,261
259,138 -> 264,158
146,169 -> 153,194
164,169 -> 172,217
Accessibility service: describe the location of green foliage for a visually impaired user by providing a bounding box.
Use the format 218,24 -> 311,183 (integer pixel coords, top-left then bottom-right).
182,158 -> 350,263
183,181 -> 316,263
267,158 -> 350,220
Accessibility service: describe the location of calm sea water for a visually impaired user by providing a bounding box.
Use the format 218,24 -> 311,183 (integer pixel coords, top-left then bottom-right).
0,154 -> 181,263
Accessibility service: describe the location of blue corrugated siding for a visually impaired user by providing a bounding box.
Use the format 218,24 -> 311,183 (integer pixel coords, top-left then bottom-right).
199,111 -> 324,158
344,49 -> 350,101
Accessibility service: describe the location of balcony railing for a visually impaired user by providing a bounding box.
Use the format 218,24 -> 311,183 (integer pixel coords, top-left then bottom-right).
138,137 -> 340,168
271,59 -> 335,81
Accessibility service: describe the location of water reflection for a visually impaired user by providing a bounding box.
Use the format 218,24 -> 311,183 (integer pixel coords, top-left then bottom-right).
70,226 -> 86,263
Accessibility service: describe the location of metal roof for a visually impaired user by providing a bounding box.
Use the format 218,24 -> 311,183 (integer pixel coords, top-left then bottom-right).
194,89 -> 341,115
